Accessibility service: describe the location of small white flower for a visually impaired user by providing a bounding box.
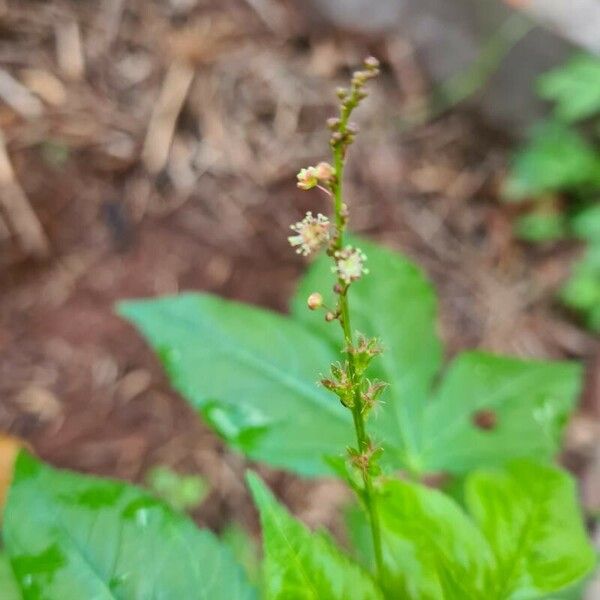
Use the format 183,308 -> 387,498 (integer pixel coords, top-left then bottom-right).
333,246 -> 368,283
288,212 -> 331,256
296,167 -> 318,190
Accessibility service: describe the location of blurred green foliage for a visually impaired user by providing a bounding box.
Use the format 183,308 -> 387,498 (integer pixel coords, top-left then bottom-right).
506,54 -> 600,332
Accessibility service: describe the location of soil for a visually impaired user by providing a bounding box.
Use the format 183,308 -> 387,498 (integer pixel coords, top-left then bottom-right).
0,0 -> 598,537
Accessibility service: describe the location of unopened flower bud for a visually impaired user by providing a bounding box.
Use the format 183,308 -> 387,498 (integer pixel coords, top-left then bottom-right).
326,117 -> 341,130
314,161 -> 335,183
307,292 -> 323,311
325,311 -> 336,322
336,87 -> 348,100
364,56 -> 380,70
347,122 -> 359,135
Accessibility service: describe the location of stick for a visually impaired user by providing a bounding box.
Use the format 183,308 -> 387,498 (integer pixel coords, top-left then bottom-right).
0,129 -> 49,258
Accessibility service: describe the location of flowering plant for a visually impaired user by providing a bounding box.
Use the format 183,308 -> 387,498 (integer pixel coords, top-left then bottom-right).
0,59 -> 595,599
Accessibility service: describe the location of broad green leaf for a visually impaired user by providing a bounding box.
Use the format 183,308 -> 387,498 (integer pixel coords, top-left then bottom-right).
504,122 -> 600,200
121,241 -> 583,478
3,451 -> 256,600
246,472 -> 383,600
293,237 -> 443,471
376,478 -> 494,599
538,54 -> 600,123
0,553 -> 21,600
119,293 -> 351,476
465,460 -> 595,599
422,352 -> 581,474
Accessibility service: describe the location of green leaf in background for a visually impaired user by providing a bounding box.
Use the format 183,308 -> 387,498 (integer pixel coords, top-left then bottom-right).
422,352 -> 581,474
376,478 -> 494,599
465,460 -> 595,599
246,472 -> 383,600
514,212 -> 567,243
3,451 -> 256,600
144,465 -> 208,512
292,237 -> 443,472
504,121 -> 600,200
119,294 -> 352,477
560,244 -> 600,332
537,54 -> 600,123
570,204 -> 600,242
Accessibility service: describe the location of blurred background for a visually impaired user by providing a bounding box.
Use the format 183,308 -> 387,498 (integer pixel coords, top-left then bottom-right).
0,0 -> 599,559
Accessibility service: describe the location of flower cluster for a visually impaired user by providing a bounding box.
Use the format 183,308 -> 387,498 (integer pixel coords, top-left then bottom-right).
288,212 -> 330,256
296,162 -> 336,190
333,246 -> 368,284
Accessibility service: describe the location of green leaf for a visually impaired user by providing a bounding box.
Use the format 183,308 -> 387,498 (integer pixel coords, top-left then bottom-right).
121,240 -> 582,478
538,54 -> 600,123
374,461 -> 594,599
465,460 -> 596,598
246,472 -> 383,600
119,293 -> 352,476
292,236 -> 443,472
144,465 -> 208,512
376,478 -> 494,599
570,204 -> 600,242
514,212 -> 567,242
560,244 -> 600,332
3,451 -> 257,600
422,352 -> 582,474
0,553 -> 22,600
504,121 -> 600,200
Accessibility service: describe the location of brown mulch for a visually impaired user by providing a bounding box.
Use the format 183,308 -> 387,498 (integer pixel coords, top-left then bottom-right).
0,0 -> 598,537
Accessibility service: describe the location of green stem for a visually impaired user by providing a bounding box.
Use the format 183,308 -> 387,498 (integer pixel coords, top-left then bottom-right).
331,132 -> 385,585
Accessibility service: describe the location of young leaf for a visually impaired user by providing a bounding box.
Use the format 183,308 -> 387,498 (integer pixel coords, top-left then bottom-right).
246,472 -> 383,600
376,478 -> 494,599
3,452 -> 257,600
422,352 -> 582,474
504,122 -> 600,200
293,237 -> 443,472
537,54 -> 600,123
119,293 -> 352,476
465,460 -> 596,598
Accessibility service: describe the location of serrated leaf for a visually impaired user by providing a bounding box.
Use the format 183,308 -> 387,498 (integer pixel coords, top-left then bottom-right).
119,293 -> 351,476
422,352 -> 581,474
292,237 -> 443,472
376,478 -> 494,599
3,452 -> 256,600
538,54 -> 600,123
504,122 -> 600,200
465,460 -> 595,599
246,472 -> 383,600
